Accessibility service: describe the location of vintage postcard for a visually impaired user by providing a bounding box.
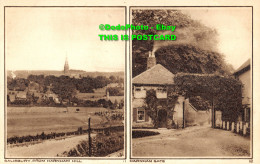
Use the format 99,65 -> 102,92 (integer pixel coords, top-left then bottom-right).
0,0 -> 259,164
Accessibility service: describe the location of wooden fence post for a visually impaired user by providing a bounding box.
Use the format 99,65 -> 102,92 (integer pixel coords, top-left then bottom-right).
243,124 -> 247,136
231,122 -> 235,132
236,122 -> 239,133
88,117 -> 92,156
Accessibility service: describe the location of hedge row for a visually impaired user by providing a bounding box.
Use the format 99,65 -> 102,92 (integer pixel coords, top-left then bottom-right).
62,132 -> 124,157
7,128 -> 88,144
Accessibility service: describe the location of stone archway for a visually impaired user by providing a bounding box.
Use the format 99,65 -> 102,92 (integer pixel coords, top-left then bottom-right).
158,109 -> 168,128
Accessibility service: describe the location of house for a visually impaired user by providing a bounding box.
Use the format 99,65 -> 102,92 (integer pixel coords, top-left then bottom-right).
132,51 -> 206,129
233,59 -> 251,122
7,88 -> 27,102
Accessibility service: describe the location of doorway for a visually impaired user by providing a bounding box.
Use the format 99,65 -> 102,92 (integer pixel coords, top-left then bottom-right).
158,109 -> 168,128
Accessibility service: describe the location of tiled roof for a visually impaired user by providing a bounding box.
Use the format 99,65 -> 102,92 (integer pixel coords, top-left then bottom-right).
233,59 -> 250,75
132,64 -> 175,85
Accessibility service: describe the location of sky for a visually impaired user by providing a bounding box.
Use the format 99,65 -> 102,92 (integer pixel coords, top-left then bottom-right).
182,7 -> 252,69
5,7 -> 125,72
6,7 -> 252,71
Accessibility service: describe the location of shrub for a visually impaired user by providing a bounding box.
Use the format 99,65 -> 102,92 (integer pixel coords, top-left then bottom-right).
132,130 -> 160,138
63,132 -> 124,157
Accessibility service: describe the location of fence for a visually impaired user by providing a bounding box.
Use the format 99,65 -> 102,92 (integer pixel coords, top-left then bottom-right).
215,120 -> 250,137
7,118 -> 124,145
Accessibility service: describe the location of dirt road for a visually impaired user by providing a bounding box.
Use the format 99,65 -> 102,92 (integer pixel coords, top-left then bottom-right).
132,126 -> 251,157
7,134 -> 94,158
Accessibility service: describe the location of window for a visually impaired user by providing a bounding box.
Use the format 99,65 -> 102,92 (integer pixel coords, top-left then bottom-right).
156,87 -> 167,99
134,87 -> 146,98
135,87 -> 141,91
157,87 -> 166,92
137,109 -> 145,121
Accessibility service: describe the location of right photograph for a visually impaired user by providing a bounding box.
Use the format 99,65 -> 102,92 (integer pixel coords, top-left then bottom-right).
131,7 -> 252,158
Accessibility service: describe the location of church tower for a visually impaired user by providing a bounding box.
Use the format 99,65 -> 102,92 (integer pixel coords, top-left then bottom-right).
64,56 -> 69,75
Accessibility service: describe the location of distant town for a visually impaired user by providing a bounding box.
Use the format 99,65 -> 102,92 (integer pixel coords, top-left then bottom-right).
7,57 -> 124,108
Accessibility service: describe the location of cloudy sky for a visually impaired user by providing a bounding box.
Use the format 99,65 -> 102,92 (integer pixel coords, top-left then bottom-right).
182,7 -> 252,69
5,7 -> 125,72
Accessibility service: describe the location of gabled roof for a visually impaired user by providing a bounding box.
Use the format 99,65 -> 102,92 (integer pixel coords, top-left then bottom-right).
233,59 -> 250,76
132,64 -> 175,85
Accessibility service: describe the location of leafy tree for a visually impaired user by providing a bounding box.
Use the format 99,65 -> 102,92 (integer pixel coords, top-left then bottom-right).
155,45 -> 229,75
106,87 -> 124,96
174,74 -> 243,122
132,9 -> 232,77
109,75 -> 117,83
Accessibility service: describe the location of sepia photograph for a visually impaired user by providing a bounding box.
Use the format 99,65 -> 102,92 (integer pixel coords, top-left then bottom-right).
5,6 -> 126,158
131,7 -> 252,158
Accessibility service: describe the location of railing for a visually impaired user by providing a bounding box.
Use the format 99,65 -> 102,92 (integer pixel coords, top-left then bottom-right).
188,103 -> 198,112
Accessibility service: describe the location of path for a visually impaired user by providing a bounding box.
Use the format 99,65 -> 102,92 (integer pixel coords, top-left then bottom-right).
7,134 -> 95,158
132,126 -> 250,157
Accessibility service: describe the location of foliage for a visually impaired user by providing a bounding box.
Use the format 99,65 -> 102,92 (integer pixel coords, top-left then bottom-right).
189,96 -> 211,111
144,89 -> 178,128
7,74 -> 124,106
7,77 -> 29,91
63,132 -> 124,157
155,45 -> 230,75
132,130 -> 160,138
131,9 -> 233,77
106,87 -> 124,96
94,111 -> 124,121
174,74 -> 243,122
144,90 -> 159,128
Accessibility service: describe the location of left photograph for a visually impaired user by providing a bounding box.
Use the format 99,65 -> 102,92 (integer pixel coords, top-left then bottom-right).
5,7 -> 126,158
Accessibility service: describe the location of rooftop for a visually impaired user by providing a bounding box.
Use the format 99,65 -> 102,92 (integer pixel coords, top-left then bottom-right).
132,64 -> 175,85
233,59 -> 250,76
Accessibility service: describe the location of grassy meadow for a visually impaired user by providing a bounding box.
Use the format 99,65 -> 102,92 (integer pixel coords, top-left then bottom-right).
7,107 -> 123,138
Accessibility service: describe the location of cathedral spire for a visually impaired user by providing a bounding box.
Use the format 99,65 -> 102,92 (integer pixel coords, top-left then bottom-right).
64,55 -> 69,75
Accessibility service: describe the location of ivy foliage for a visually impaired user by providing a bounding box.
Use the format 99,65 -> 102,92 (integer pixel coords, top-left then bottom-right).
155,45 -> 233,75
144,89 -> 178,128
174,74 -> 243,122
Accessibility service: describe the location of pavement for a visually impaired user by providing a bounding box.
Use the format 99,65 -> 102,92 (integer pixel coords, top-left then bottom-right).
132,125 -> 251,157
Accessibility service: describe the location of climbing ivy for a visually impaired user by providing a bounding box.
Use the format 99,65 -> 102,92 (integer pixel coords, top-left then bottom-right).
174,74 -> 243,122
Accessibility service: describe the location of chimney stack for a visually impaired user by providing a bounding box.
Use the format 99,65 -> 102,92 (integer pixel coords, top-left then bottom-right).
147,51 -> 156,70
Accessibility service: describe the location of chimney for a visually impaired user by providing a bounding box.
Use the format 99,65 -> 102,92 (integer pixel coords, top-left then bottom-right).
147,51 -> 156,70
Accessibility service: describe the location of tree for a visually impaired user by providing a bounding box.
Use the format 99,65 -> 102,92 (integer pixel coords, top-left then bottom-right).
132,9 -> 232,77
155,45 -> 229,75
174,74 -> 243,122
109,75 -> 116,83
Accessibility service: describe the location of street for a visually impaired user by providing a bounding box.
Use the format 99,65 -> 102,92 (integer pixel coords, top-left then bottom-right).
132,126 -> 251,157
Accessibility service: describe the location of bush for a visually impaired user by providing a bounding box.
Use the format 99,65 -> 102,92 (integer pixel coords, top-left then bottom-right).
63,132 -> 124,157
132,130 -> 160,138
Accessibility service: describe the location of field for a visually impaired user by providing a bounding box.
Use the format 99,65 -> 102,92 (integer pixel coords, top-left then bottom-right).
7,107 -> 123,138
